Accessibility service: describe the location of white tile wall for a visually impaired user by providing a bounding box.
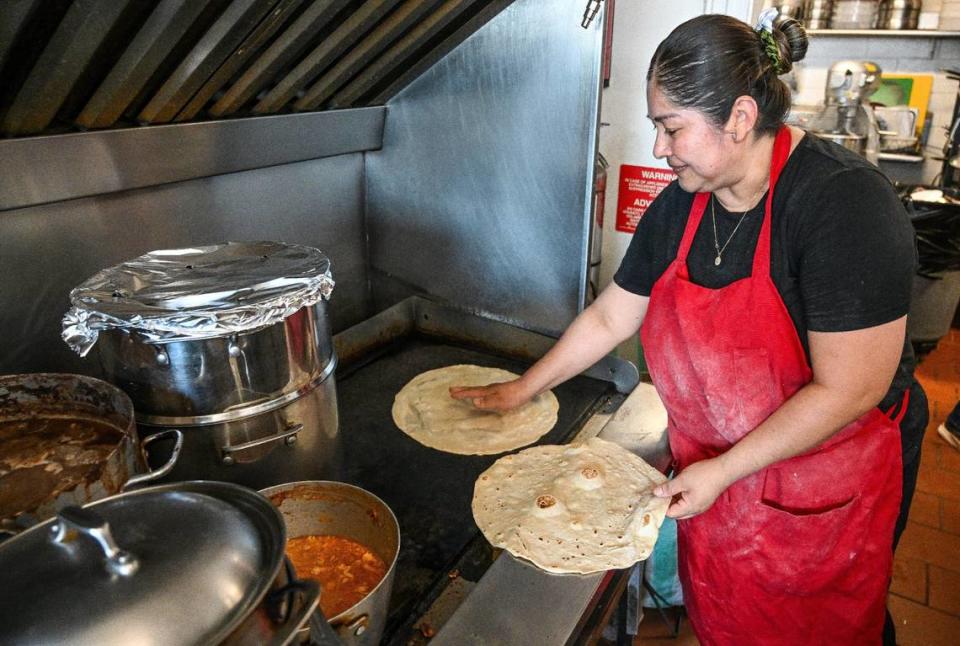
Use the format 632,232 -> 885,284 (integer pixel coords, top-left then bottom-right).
941,0 -> 960,29
921,0 -> 945,28
865,37 -> 938,59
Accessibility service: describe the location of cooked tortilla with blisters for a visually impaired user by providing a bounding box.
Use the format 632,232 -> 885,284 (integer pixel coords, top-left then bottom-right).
472,437 -> 669,574
391,364 -> 559,455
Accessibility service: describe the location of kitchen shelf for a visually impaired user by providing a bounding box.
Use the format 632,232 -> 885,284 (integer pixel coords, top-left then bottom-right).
808,29 -> 960,37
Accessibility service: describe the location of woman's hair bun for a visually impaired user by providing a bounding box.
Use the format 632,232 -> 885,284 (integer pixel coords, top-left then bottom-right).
773,15 -> 808,71
647,13 -> 803,134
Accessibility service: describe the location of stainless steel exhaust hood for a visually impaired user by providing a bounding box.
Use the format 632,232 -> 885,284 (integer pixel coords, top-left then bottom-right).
0,0 -> 512,137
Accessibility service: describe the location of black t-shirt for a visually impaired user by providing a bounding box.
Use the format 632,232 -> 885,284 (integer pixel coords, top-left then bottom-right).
614,133 -> 921,439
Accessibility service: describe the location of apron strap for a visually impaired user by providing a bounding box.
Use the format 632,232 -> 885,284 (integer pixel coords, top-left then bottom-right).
751,126 -> 793,278
676,192 -> 710,279
674,126 -> 794,281
884,387 -> 911,426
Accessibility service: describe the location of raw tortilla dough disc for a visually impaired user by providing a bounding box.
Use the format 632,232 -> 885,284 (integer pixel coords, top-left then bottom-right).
472,436 -> 668,574
391,364 -> 559,455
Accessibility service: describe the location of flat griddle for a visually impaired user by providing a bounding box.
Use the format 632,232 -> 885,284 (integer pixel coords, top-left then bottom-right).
331,296 -> 637,644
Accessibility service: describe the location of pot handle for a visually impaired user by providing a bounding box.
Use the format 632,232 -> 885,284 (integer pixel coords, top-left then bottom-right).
267,561 -> 344,646
265,577 -> 344,646
308,607 -> 347,646
123,429 -> 184,491
50,506 -> 139,577
221,423 -> 303,466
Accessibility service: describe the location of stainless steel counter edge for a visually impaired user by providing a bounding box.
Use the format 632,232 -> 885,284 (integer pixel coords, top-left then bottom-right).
431,553 -> 607,646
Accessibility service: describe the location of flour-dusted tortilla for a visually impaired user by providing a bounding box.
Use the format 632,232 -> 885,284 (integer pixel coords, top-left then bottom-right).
472,436 -> 668,574
391,365 -> 558,455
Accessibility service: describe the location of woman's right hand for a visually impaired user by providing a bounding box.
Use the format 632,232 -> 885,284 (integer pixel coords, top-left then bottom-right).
447,284 -> 648,414
449,379 -> 533,412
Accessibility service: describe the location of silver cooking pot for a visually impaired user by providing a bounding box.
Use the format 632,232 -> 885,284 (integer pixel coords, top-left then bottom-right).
261,481 -> 401,646
63,242 -> 340,488
100,303 -> 341,489
0,373 -> 181,529
0,481 -> 319,645
97,303 -> 335,419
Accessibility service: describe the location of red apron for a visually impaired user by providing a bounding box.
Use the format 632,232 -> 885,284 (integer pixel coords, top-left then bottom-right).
640,127 -> 904,645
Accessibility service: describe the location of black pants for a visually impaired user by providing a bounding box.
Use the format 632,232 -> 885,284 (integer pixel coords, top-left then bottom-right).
883,382 -> 929,646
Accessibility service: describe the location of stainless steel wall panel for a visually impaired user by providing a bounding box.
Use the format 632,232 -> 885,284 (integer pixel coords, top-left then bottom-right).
369,0 -> 512,105
365,0 -> 604,336
0,107 -> 384,211
0,154 -> 369,375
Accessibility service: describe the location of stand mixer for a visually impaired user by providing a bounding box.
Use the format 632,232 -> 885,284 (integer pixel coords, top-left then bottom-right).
814,60 -> 882,164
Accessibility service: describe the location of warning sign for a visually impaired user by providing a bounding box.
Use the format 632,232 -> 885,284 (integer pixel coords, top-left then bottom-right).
615,165 -> 676,233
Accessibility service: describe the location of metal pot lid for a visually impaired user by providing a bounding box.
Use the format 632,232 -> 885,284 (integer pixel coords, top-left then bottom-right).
0,481 -> 285,646
62,241 -> 335,357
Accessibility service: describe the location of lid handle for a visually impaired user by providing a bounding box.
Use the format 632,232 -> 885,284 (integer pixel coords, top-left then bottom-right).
51,507 -> 140,577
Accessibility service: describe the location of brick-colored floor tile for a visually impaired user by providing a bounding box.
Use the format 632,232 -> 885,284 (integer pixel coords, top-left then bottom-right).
895,522 -> 960,573
943,498 -> 960,535
884,336 -> 960,645
939,443 -> 960,474
888,594 -> 960,646
924,427 -> 944,451
929,566 -> 960,617
908,490 -> 941,528
634,607 -> 699,645
916,465 -> 960,503
891,555 -> 928,603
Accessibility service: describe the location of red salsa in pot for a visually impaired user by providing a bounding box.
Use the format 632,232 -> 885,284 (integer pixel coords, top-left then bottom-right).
286,535 -> 387,618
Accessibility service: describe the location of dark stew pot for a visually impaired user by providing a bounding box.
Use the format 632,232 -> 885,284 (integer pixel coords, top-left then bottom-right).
0,373 -> 181,531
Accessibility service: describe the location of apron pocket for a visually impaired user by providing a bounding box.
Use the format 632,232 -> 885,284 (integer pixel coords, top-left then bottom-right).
753,466 -> 864,594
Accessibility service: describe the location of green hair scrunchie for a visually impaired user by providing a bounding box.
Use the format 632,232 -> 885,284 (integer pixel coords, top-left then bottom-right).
757,26 -> 786,75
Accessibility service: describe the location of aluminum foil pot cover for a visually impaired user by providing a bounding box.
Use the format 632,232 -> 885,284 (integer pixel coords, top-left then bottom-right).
62,241 -> 335,357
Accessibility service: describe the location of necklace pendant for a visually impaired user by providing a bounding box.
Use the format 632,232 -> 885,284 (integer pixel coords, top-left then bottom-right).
714,255 -> 722,266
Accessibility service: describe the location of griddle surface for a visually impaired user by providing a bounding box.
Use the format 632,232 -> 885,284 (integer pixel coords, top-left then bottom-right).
335,334 -> 612,642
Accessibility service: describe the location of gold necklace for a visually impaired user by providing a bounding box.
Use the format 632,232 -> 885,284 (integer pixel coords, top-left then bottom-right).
710,194 -> 748,266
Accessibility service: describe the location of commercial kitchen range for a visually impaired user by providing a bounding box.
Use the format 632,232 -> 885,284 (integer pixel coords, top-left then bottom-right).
0,0 -> 668,643
327,295 -> 663,645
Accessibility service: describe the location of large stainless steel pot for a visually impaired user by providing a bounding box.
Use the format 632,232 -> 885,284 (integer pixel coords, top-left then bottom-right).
139,369 -> 341,490
97,303 -> 335,419
0,373 -> 181,529
99,302 -> 340,489
261,481 -> 401,646
0,481 -> 319,645
63,242 -> 340,488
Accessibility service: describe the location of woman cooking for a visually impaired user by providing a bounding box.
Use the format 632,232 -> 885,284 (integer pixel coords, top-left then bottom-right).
452,10 -> 927,646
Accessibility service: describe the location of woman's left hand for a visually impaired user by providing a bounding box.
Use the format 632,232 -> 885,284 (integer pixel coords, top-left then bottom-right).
653,458 -> 733,519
